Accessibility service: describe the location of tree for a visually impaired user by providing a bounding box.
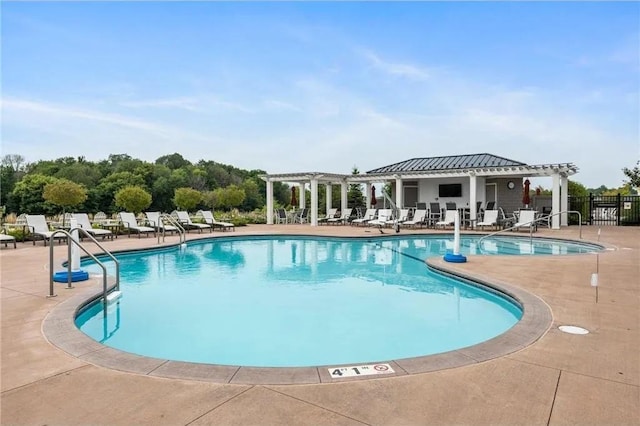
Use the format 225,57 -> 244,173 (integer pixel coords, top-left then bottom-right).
213,185 -> 246,210
240,178 -> 263,211
9,173 -> 59,214
43,179 -> 88,225
114,186 -> 152,214
155,153 -> 191,170
567,180 -> 589,197
173,187 -> 202,211
622,161 -> 640,189
201,190 -> 218,210
348,166 -> 365,208
1,154 -> 26,209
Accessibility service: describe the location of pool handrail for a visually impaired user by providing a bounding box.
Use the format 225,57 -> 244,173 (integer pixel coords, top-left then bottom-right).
478,210 -> 582,247
156,213 -> 186,245
48,228 -> 120,304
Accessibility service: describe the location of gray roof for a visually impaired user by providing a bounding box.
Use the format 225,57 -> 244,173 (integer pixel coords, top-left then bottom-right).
366,153 -> 526,174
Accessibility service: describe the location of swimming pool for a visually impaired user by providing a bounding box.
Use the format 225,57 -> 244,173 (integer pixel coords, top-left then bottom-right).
75,235 -> 600,368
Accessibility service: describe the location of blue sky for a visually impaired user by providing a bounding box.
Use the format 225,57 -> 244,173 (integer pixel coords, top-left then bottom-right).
2,1 -> 638,188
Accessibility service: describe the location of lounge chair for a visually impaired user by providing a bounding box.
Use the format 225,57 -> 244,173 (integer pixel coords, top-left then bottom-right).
25,214 -> 66,246
401,209 -> 427,228
71,213 -> 113,240
476,210 -> 499,230
318,208 -> 338,225
174,211 -> 212,233
368,209 -> 392,227
327,208 -> 352,225
513,210 -> 537,232
0,229 -> 16,248
435,210 -> 457,228
198,210 -> 235,231
351,208 -> 376,226
118,212 -> 155,238
145,212 -> 179,235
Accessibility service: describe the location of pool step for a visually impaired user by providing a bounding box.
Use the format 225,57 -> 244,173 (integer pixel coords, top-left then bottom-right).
106,291 -> 122,304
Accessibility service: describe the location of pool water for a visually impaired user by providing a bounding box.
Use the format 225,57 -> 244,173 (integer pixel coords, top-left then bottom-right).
76,236 -> 598,367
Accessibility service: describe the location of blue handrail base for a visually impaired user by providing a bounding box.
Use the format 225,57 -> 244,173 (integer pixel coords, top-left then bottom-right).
443,253 -> 467,263
52,270 -> 89,282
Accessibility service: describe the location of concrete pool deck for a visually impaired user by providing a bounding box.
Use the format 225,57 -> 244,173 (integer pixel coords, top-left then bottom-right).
1,225 -> 638,425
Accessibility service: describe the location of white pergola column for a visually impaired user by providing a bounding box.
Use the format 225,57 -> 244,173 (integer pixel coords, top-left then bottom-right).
395,176 -> 403,208
365,182 -> 371,208
469,173 -> 477,226
341,182 -> 348,211
310,177 -> 318,226
326,183 -> 333,215
551,173 -> 561,229
298,182 -> 305,209
266,179 -> 274,225
561,175 -> 568,226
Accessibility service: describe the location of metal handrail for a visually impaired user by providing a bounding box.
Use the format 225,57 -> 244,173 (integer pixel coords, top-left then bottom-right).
478,210 -> 583,247
48,228 -> 120,304
156,213 -> 186,245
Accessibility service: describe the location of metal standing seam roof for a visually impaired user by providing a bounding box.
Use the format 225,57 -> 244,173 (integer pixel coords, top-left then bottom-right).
366,153 -> 527,174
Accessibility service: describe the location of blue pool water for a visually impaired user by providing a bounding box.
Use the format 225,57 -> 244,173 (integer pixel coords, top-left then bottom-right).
76,236 -> 599,367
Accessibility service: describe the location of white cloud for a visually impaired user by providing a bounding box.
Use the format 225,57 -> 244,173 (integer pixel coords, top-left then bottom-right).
360,49 -> 430,81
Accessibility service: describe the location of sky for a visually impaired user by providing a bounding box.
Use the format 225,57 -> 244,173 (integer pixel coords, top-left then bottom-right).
2,1 -> 639,189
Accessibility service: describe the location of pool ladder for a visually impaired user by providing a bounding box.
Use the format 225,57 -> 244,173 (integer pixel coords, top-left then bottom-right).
156,213 -> 186,245
47,228 -> 120,305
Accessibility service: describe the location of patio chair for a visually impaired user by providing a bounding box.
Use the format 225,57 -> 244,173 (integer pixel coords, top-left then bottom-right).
145,212 -> 179,235
435,210 -> 457,228
513,210 -> 537,232
294,208 -> 309,224
174,211 -> 212,233
368,209 -> 392,227
318,208 -> 338,225
476,210 -> 499,230
401,209 -> 427,228
25,214 -> 66,246
118,212 -> 156,238
274,209 -> 288,224
428,202 -> 442,227
71,213 -> 113,240
327,208 -> 352,225
351,208 -> 376,226
445,202 -> 457,211
198,210 -> 235,231
0,228 -> 16,248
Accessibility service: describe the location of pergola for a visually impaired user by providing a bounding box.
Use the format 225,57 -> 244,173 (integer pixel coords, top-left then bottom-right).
260,154 -> 579,229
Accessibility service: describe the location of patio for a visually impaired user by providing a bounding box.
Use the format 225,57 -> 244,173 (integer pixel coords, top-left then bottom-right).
1,225 -> 638,425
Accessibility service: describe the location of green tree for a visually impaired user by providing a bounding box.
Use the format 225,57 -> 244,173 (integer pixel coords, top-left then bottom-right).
622,161 -> 640,188
348,166 -> 365,208
114,186 -> 152,214
9,173 -> 58,214
1,154 -> 26,210
155,153 -> 191,170
567,180 -> 589,197
91,171 -> 146,213
214,185 -> 246,210
173,187 -> 202,211
240,179 -> 263,211
43,179 -> 88,225
201,190 -> 218,210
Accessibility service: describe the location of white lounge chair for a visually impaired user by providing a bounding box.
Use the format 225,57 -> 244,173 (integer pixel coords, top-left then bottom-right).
118,212 -> 155,238
318,208 -> 338,225
174,211 -> 211,233
476,210 -> 499,230
198,210 -> 235,231
25,214 -> 66,246
145,212 -> 179,234
0,229 -> 16,248
368,209 -> 392,227
401,209 -> 427,228
513,210 -> 537,232
435,210 -> 457,228
351,208 -> 377,226
327,208 -> 352,225
71,213 -> 113,240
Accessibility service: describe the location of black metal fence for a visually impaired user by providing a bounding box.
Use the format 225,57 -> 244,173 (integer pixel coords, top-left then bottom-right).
569,194 -> 640,226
